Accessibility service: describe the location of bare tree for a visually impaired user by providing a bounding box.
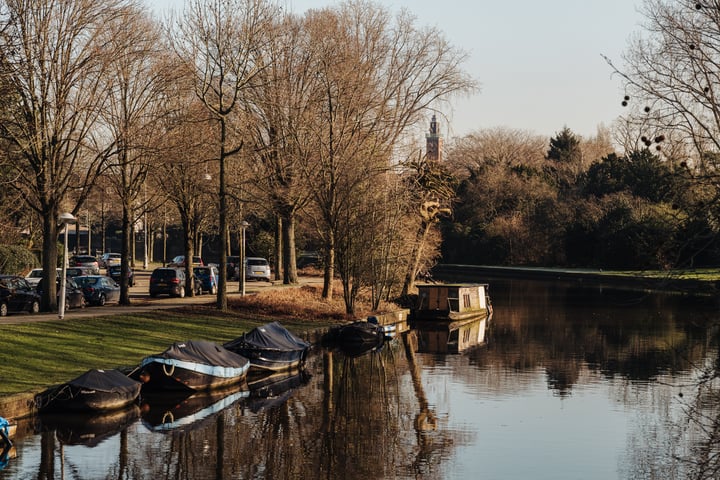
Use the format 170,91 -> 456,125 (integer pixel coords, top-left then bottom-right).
154,81 -> 217,296
168,0 -> 276,310
100,4 -> 172,304
606,0 -> 720,157
400,153 -> 455,296
241,12 -> 315,286
301,1 -> 477,305
0,0 -> 129,311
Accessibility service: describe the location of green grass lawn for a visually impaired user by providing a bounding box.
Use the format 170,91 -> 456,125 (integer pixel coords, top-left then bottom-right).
0,308 -> 327,396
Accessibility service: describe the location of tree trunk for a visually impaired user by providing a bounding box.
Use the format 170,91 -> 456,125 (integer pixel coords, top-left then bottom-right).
282,213 -> 298,285
41,211 -> 59,312
120,200 -> 133,305
275,216 -> 282,282
322,234 -> 335,300
182,216 -> 195,298
401,221 -> 432,297
216,119 -> 228,311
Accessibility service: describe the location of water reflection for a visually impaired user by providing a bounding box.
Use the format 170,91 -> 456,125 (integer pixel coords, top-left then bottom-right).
3,278 -> 720,479
140,385 -> 248,433
39,405 -> 140,447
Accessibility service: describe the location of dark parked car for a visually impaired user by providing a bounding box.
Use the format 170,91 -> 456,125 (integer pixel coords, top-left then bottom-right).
73,275 -> 121,306
107,265 -> 134,287
193,266 -> 218,295
0,275 -> 41,316
36,276 -> 86,310
62,276 -> 86,310
226,255 -> 240,280
149,268 -> 186,298
69,255 -> 100,274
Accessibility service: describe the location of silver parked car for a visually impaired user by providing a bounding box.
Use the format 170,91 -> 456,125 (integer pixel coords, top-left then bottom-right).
245,257 -> 272,282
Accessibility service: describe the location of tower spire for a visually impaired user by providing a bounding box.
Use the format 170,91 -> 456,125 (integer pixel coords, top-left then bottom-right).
425,114 -> 443,162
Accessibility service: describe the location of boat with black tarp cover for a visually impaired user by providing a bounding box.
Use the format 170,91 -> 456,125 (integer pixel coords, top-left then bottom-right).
223,321 -> 310,374
134,340 -> 250,391
323,319 -> 387,356
36,368 -> 141,412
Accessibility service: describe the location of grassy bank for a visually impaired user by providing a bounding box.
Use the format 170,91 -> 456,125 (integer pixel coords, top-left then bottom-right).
0,283 -> 358,397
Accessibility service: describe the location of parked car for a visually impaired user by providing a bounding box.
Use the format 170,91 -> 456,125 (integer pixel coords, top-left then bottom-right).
65,266 -> 96,278
99,253 -> 121,269
37,276 -> 86,310
73,275 -> 121,306
24,268 -> 45,287
193,266 -> 218,295
149,268 -> 186,298
226,255 -> 240,280
69,255 -> 100,274
169,255 -> 203,268
0,275 -> 41,316
107,265 -> 134,286
245,257 -> 272,282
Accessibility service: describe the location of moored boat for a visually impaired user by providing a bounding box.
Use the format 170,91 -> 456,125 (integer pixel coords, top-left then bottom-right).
36,369 -> 141,413
410,283 -> 492,323
323,318 -> 387,356
134,340 -> 250,391
223,322 -> 310,375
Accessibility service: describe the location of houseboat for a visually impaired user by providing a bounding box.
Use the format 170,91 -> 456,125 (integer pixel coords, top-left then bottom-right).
409,283 -> 492,354
411,283 -> 492,323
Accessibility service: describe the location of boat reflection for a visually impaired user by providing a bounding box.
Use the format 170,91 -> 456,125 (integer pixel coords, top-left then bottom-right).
0,443 -> 16,472
246,368 -> 312,412
411,316 -> 489,354
140,383 -> 249,433
38,404 -> 140,447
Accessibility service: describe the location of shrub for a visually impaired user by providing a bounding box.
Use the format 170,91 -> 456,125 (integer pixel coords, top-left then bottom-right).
0,244 -> 40,275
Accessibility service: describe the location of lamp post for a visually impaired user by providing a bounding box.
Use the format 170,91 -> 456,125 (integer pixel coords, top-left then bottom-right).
58,212 -> 77,320
143,181 -> 148,270
240,220 -> 249,295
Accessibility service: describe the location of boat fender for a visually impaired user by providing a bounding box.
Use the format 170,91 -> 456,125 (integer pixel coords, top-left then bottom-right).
162,362 -> 175,376
0,417 -> 11,447
161,411 -> 175,426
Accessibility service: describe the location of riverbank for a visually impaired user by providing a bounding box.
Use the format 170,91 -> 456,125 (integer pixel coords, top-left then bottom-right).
0,277 -> 351,420
433,264 -> 720,295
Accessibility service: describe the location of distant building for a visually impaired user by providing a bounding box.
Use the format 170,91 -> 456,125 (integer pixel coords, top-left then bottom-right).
425,114 -> 443,162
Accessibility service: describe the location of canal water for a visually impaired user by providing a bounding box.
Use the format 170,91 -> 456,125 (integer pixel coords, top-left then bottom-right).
1,277 -> 719,479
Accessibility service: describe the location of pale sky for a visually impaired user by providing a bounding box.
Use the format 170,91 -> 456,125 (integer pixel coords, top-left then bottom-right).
149,0 -> 646,141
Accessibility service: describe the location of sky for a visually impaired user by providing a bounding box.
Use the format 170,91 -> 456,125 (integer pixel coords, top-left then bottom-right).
149,0 -> 647,141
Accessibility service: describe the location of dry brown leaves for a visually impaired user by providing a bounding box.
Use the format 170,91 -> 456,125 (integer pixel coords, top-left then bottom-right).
227,282 -> 395,324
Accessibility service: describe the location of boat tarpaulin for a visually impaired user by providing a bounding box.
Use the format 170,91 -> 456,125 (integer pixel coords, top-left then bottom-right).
155,340 -> 250,368
226,322 -> 309,352
68,369 -> 140,393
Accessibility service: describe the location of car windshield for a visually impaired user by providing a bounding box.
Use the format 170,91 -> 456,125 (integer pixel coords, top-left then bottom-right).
75,277 -> 99,287
247,259 -> 268,266
28,270 -> 43,278
153,270 -> 177,280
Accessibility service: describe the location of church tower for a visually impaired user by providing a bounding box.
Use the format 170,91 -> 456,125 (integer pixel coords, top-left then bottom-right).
426,114 -> 443,162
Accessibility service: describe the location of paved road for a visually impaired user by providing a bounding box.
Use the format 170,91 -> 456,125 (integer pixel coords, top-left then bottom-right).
0,270 -> 319,325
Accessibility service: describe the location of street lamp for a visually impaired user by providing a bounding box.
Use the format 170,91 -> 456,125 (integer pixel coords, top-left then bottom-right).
58,212 -> 77,320
240,220 -> 250,295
